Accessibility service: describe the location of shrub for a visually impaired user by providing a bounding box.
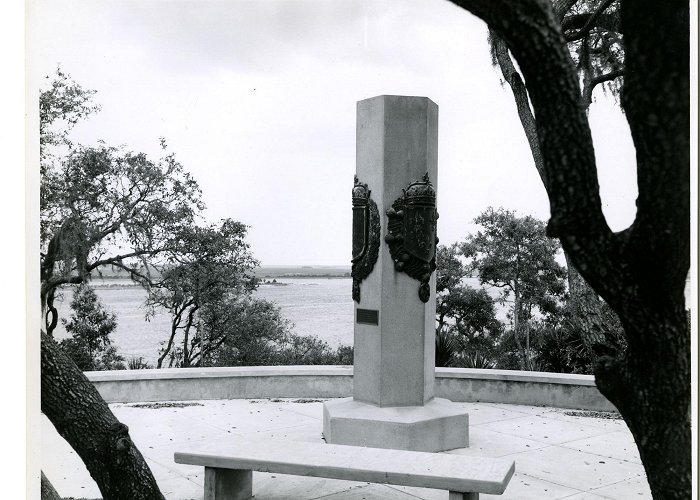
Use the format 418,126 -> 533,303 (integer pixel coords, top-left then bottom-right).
60,284 -> 125,371
127,356 -> 153,370
206,297 -> 353,367
435,329 -> 459,367
270,335 -> 353,366
455,351 -> 498,369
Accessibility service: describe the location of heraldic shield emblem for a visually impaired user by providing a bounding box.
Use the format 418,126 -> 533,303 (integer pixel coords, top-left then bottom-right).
351,176 -> 380,303
385,172 -> 438,302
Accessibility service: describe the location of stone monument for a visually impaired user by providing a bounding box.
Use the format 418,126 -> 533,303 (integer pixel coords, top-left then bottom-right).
323,95 -> 469,452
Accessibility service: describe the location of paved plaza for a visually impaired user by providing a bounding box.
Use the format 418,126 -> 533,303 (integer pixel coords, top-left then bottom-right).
42,398 -> 651,499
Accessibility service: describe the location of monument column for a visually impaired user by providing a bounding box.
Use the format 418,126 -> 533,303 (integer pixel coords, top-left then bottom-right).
323,95 -> 469,452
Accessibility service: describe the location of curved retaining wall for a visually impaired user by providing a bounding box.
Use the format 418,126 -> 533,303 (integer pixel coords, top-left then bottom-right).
86,366 -> 616,412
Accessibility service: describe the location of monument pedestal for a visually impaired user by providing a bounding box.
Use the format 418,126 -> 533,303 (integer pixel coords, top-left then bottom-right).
323,397 -> 468,452
323,95 -> 468,452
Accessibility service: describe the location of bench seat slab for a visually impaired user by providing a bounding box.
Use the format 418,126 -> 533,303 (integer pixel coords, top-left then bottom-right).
176,438 -> 514,495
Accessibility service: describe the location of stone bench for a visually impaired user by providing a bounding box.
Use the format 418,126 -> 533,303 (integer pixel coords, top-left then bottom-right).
174,438 -> 515,500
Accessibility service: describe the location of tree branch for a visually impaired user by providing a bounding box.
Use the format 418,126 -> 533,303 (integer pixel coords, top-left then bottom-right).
564,0 -> 618,42
96,259 -> 155,287
489,30 -> 545,184
551,0 -> 578,21
562,12 -> 620,35
582,69 -> 624,106
88,249 -> 169,273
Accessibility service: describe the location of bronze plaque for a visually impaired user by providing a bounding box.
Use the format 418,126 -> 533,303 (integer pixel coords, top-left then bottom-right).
385,172 -> 438,303
351,176 -> 380,303
356,308 -> 379,325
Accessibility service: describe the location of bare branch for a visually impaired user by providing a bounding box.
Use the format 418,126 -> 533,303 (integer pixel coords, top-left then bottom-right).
562,12 -> 620,37
582,69 -> 624,105
564,0 -> 619,42
551,0 -> 579,21
489,30 -> 545,183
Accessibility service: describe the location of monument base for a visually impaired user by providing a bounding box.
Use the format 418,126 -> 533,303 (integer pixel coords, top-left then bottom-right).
322,397 -> 469,452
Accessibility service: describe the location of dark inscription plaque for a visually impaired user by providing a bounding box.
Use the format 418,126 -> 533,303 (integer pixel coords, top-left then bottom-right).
356,308 -> 379,325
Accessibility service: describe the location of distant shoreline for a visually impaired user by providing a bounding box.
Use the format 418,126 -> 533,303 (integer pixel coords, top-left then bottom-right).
259,274 -> 350,280
85,267 -> 352,289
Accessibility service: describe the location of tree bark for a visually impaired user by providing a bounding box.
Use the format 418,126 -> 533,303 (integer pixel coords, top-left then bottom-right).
448,1 -> 690,498
40,471 -> 62,500
511,291 -> 528,370
42,331 -> 165,500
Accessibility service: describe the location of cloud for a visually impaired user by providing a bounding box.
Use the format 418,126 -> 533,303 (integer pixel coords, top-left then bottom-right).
31,0 -> 638,265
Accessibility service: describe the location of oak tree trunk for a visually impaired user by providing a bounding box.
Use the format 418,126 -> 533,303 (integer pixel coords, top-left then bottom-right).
448,1 -> 690,498
595,307 -> 690,498
40,471 -> 62,500
42,331 -> 165,500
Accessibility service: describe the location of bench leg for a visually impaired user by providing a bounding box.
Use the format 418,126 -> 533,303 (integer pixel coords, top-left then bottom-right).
449,492 -> 478,500
203,467 -> 252,500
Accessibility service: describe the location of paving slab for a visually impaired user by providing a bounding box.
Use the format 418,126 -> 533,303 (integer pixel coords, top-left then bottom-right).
389,472 -> 583,500
508,445 -> 646,492
588,475 -> 653,499
477,414 -> 611,445
315,483 -> 420,499
251,473 -> 370,500
557,492 -> 610,499
453,403 -> 531,426
559,430 -> 641,464
41,398 -> 651,499
447,426 -> 549,458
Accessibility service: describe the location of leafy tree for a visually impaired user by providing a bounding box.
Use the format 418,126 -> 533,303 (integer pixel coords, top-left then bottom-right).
39,66 -> 100,158
40,141 -> 204,337
143,219 -> 258,368
40,69 -> 191,498
59,283 -> 125,371
448,1 -> 689,497
205,297 -> 290,366
461,208 -> 566,370
435,244 -> 502,366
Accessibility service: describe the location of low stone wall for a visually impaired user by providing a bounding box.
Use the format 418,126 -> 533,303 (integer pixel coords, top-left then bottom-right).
435,368 -> 615,411
86,366 -> 615,411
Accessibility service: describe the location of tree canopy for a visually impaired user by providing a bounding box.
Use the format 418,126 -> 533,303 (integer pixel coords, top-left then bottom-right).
462,207 -> 566,369
40,139 -> 205,336
144,218 -> 259,368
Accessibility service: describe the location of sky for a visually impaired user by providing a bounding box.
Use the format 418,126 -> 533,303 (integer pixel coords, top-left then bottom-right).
29,0 -> 639,266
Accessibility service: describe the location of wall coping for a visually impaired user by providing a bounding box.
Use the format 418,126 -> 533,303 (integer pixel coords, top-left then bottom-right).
86,365 -> 354,381
86,365 -> 596,387
435,368 -> 597,386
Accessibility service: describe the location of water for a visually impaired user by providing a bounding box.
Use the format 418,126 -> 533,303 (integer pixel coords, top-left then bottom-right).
255,278 -> 354,346
53,277 -> 355,366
